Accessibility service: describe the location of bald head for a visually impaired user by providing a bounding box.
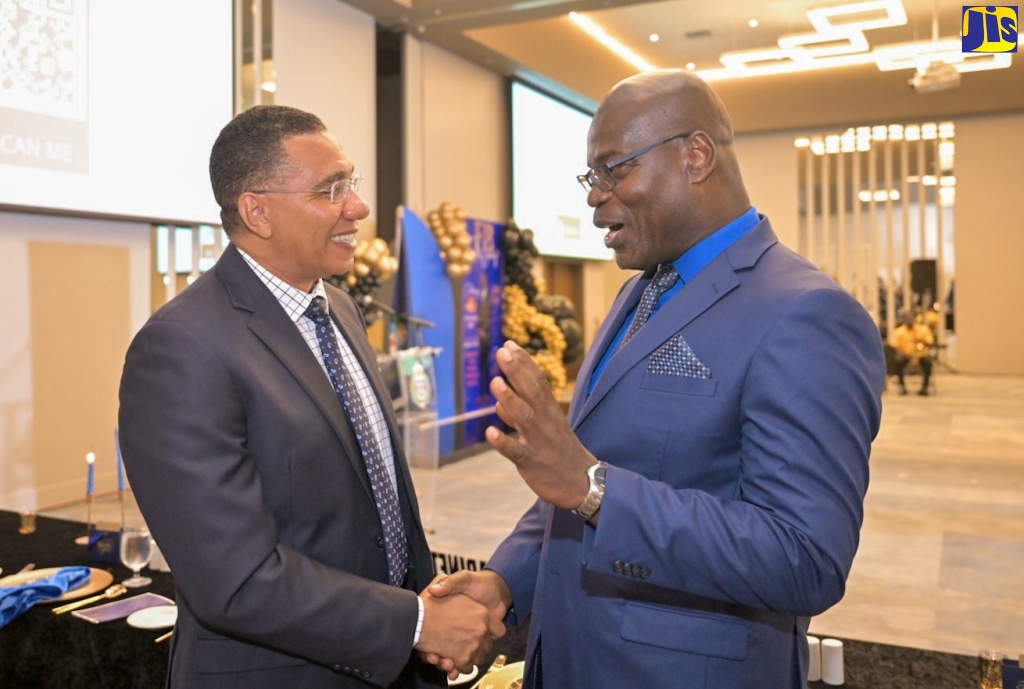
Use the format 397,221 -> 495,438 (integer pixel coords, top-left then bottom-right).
597,69 -> 735,149
584,70 -> 750,269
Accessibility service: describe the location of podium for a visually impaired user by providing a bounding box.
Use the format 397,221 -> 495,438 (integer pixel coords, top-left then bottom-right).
379,346 -> 442,469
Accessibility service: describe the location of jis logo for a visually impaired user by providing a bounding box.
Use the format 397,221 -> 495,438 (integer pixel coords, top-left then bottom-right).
962,6 -> 1019,53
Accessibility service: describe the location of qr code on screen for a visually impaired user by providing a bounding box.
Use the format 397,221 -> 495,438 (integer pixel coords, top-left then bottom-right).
0,0 -> 87,121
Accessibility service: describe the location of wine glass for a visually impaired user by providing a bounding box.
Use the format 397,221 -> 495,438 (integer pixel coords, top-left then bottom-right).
119,526 -> 153,588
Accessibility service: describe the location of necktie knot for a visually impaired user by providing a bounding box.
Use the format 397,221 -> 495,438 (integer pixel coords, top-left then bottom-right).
305,295 -> 328,320
621,264 -> 679,347
651,263 -> 679,290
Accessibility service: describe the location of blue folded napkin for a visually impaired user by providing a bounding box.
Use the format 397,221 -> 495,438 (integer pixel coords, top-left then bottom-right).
0,566 -> 92,629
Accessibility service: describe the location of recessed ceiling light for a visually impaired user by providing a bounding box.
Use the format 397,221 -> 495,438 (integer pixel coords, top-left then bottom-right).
748,19 -> 759,28
686,62 -> 696,70
649,33 -> 660,42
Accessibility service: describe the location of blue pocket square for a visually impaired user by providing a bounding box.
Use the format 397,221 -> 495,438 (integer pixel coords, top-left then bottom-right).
648,334 -> 712,378
0,566 -> 91,628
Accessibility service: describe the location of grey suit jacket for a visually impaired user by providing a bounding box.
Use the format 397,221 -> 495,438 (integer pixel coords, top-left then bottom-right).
119,244 -> 443,689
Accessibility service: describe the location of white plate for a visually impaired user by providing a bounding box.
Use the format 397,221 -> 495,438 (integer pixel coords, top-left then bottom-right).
126,604 -> 178,629
448,665 -> 479,686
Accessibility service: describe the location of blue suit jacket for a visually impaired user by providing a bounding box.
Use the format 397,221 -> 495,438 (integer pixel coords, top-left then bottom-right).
487,218 -> 886,689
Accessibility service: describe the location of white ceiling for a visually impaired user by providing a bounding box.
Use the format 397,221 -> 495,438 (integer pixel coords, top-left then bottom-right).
342,0 -> 1023,133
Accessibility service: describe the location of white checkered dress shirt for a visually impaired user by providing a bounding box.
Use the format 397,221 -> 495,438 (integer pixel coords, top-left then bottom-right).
238,249 -> 398,492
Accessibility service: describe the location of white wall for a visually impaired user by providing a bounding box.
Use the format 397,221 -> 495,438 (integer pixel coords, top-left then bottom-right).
734,131 -> 800,250
273,0 -> 378,238
0,211 -> 150,509
954,113 -> 1024,374
403,39 -> 510,224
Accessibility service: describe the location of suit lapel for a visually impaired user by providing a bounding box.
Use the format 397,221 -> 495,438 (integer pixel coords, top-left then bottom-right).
217,247 -> 375,501
572,219 -> 778,430
569,273 -> 644,427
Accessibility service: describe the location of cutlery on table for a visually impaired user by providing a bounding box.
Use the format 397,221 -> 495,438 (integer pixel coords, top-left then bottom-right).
155,630 -> 174,643
53,583 -> 127,614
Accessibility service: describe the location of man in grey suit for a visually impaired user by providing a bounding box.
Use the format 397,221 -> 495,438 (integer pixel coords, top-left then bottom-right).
119,105 -> 503,689
426,70 -> 886,687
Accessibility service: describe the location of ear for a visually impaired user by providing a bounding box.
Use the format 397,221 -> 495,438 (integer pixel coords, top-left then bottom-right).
683,131 -> 717,184
236,192 -> 274,240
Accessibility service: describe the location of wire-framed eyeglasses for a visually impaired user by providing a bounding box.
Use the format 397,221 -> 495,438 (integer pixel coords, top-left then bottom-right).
252,172 -> 364,203
577,133 -> 691,193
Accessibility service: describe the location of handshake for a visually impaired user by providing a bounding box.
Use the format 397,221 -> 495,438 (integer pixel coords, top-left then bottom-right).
415,569 -> 512,679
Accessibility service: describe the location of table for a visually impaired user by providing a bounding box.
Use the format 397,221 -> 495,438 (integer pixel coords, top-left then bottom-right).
0,510 -> 174,689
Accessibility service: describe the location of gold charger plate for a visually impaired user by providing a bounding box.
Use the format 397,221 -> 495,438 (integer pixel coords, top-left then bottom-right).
0,567 -> 114,603
474,662 -> 525,689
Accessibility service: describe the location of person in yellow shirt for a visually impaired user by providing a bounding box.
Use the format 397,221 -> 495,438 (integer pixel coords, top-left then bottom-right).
890,310 -> 935,395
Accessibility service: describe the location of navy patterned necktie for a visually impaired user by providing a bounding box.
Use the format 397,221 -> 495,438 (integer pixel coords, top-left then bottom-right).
621,264 -> 679,348
304,296 -> 408,586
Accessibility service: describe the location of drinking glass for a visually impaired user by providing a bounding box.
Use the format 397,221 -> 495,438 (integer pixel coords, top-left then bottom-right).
119,526 -> 153,588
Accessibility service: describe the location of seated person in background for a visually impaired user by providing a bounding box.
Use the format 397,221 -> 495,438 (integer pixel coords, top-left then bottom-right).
890,310 -> 935,396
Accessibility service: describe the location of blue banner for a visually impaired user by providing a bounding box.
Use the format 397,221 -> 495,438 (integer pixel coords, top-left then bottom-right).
396,207 -> 504,456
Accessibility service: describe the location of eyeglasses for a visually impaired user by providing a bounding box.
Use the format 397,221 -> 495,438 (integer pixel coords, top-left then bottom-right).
252,172 -> 364,203
577,133 -> 691,193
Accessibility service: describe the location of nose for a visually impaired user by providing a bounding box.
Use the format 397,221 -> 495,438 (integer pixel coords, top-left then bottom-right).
586,185 -> 611,208
343,189 -> 370,219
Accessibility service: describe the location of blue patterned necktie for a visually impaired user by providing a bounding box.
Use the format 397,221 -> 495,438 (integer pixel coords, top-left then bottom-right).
621,263 -> 679,348
304,296 -> 408,586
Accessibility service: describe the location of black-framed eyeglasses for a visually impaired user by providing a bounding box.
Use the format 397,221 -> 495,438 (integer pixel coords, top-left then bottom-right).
577,133 -> 691,193
252,172 -> 364,203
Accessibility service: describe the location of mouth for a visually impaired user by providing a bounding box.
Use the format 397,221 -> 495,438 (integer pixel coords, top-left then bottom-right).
603,223 -> 624,248
331,232 -> 357,246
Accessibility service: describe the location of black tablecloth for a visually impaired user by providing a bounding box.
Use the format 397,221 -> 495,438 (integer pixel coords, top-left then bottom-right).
0,510 -> 175,689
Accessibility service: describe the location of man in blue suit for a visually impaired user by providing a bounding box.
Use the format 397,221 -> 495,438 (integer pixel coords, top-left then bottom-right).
426,70 -> 886,687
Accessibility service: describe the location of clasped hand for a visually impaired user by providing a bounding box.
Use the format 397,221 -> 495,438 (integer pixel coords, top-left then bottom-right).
416,570 -> 511,678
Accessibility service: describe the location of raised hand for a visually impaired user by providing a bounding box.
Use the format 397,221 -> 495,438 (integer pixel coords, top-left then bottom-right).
486,340 -> 599,510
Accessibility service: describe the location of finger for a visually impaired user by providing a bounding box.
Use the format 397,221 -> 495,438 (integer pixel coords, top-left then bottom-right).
422,572 -> 449,598
490,365 -> 535,428
428,569 -> 469,597
496,344 -> 562,424
487,617 -> 507,639
492,399 -> 516,429
425,574 -> 452,597
501,341 -> 550,398
486,425 -> 525,464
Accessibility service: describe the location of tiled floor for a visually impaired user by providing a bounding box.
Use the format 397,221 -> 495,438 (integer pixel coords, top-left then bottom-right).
46,368 -> 1024,659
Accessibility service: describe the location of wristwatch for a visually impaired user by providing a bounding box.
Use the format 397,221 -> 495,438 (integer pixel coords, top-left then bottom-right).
573,462 -> 607,521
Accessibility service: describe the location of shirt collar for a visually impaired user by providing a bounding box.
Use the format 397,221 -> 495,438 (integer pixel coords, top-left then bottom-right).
236,246 -> 327,324
671,206 -> 760,284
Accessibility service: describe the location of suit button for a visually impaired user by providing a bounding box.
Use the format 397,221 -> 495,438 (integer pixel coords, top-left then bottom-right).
376,536 -> 385,548
640,567 -> 651,579
613,560 -> 625,573
331,665 -> 343,674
